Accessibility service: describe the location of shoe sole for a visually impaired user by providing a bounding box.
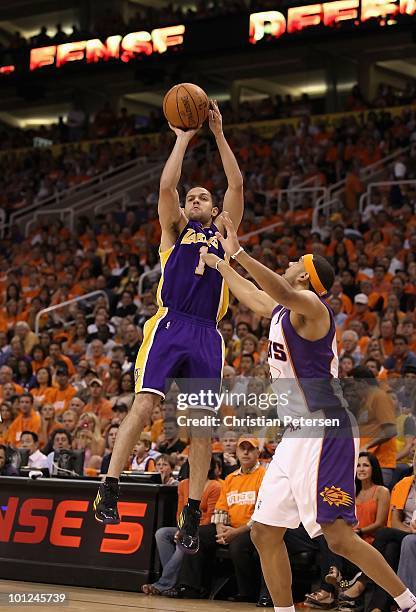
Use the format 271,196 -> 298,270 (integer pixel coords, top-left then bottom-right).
94,512 -> 120,525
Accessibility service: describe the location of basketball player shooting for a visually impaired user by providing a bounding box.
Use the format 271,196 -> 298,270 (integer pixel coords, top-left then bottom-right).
94,102 -> 244,556
201,213 -> 416,612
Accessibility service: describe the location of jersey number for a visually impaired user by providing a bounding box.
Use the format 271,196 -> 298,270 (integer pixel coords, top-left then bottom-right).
195,246 -> 208,276
268,341 -> 287,362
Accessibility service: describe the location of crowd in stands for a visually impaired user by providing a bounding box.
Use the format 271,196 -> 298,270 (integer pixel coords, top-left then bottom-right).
0,99 -> 415,606
1,101 -> 416,225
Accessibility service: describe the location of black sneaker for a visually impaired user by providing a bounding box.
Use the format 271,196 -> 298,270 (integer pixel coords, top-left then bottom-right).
93,481 -> 120,524
176,504 -> 201,554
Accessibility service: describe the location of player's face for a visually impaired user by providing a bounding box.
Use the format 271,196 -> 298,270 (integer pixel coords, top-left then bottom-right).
283,256 -> 307,286
184,188 -> 217,224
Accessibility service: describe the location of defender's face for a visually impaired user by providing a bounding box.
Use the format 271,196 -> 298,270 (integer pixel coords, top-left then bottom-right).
184,188 -> 216,224
283,257 -> 306,284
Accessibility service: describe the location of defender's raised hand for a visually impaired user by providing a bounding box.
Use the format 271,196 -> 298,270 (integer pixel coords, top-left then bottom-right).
215,211 -> 241,258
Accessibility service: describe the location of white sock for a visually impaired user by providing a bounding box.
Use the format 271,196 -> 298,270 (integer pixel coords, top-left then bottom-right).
395,588 -> 416,611
274,607 -> 295,612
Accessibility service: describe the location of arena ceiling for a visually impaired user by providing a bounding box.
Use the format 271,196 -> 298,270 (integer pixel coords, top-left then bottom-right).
0,3 -> 415,127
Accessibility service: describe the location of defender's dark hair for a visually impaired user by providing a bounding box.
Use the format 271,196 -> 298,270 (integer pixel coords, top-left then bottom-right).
311,255 -> 335,295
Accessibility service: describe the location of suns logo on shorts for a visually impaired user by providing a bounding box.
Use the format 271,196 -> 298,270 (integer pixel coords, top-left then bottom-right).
320,486 -> 353,507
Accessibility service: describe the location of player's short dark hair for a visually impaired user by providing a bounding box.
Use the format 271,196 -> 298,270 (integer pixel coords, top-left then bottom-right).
21,430 -> 38,443
311,255 -> 335,294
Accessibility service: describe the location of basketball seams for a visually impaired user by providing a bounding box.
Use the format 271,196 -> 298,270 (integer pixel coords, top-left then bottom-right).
182,83 -> 200,128
176,86 -> 187,129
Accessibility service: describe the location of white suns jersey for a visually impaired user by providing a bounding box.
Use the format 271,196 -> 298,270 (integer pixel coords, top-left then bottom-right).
268,303 -> 344,421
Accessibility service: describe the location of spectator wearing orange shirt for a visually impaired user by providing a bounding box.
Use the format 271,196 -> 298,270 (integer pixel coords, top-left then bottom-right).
372,264 -> 392,295
0,401 -> 15,444
87,339 -> 111,373
344,293 -> 378,333
31,367 -> 55,407
6,393 -> 41,447
353,367 -> 397,488
365,230 -> 387,264
82,378 -> 113,429
48,365 -> 77,416
44,341 -> 76,377
0,365 -> 22,390
379,319 -> 396,358
329,280 -> 353,314
30,345 -> 47,373
326,225 -> 356,262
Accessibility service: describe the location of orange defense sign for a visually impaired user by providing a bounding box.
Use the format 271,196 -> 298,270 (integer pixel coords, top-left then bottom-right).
249,0 -> 414,42
29,25 -> 185,72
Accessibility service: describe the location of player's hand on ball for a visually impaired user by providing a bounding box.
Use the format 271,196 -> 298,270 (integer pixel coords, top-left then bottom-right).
168,123 -> 201,140
208,100 -> 223,137
200,252 -> 220,269
216,211 -> 241,258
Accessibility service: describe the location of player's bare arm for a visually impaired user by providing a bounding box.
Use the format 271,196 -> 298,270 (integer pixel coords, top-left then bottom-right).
215,213 -> 330,339
208,101 -> 244,231
201,252 -> 275,317
158,124 -> 200,251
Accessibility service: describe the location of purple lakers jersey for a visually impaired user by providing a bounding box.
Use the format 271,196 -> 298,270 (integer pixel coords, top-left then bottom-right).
156,221 -> 229,322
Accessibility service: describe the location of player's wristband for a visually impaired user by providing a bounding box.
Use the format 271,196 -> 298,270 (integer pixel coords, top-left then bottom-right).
231,246 -> 244,259
215,258 -> 224,271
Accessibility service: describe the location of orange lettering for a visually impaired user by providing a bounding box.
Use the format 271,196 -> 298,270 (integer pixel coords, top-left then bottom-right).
249,11 -> 287,43
361,0 -> 399,20
152,25 -> 185,53
120,32 -> 153,62
100,502 -> 147,555
30,46 -> 56,71
323,0 -> 359,24
56,41 -> 86,68
50,500 -> 88,548
85,36 -> 122,63
287,4 -> 323,32
14,498 -> 53,544
399,0 -> 416,12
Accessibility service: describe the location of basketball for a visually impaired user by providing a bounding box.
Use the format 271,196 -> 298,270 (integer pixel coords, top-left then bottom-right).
163,83 -> 209,130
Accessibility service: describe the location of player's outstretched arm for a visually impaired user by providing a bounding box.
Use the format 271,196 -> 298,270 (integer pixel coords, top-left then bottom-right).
215,213 -> 326,319
209,101 -> 243,229
158,125 -> 199,243
201,252 -> 276,317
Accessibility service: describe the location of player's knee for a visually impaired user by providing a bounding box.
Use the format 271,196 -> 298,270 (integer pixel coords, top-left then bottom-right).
251,522 -> 283,550
130,393 -> 157,420
324,530 -> 353,556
